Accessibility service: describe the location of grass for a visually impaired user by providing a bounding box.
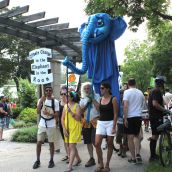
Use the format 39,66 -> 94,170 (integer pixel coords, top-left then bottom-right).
145,161 -> 172,172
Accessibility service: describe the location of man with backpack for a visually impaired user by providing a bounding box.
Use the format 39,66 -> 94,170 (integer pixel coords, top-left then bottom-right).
33,86 -> 59,169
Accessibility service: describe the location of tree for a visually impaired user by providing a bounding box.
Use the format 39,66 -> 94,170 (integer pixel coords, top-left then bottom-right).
149,22 -> 172,87
122,40 -> 152,91
84,0 -> 172,31
0,33 -> 37,90
18,79 -> 37,108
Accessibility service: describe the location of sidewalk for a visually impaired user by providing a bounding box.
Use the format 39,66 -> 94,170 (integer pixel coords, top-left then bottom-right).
0,129 -> 150,172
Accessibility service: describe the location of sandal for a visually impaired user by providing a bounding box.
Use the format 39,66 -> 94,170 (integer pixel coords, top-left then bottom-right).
94,166 -> 104,172
102,167 -> 110,172
61,156 -> 68,161
73,159 -> 82,166
64,168 -> 73,172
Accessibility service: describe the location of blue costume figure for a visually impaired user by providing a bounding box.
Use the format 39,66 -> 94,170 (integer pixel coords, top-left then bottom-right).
63,13 -> 127,109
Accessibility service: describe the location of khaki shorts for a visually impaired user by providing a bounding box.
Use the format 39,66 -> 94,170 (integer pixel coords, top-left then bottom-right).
37,126 -> 56,143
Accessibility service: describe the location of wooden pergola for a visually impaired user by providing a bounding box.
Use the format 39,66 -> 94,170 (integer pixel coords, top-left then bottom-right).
0,0 -> 82,62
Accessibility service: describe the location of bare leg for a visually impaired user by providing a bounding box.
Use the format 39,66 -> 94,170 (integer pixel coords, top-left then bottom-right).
68,143 -> 77,169
0,128 -> 3,140
95,135 -> 104,168
64,142 -> 69,158
75,145 -> 81,161
105,136 -> 114,168
134,136 -> 141,155
49,142 -> 54,161
127,134 -> 135,159
87,143 -> 94,158
36,141 -> 42,161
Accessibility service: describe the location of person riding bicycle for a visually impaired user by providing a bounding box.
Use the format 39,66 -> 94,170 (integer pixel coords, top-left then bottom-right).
148,76 -> 170,162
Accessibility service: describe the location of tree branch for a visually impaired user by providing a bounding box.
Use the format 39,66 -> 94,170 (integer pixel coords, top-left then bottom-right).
154,10 -> 172,21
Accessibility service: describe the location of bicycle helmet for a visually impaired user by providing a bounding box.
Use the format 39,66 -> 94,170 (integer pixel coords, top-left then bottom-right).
155,76 -> 165,84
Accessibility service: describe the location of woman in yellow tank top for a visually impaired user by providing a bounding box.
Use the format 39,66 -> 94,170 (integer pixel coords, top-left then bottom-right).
61,91 -> 82,172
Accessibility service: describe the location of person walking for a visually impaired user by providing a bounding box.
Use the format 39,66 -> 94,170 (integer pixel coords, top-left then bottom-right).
80,82 -> 100,167
94,82 -> 118,172
0,96 -> 8,141
61,91 -> 82,172
148,76 -> 170,161
123,78 -> 145,164
58,86 -> 69,162
116,89 -> 127,158
33,86 -> 59,169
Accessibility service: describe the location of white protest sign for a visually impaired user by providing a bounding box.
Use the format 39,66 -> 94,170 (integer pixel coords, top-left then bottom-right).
30,48 -> 53,84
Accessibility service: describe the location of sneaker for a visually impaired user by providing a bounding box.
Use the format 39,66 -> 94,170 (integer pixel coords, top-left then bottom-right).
48,160 -> 55,168
85,157 -> 96,167
149,155 -> 159,162
121,150 -> 127,158
128,159 -> 136,164
136,154 -> 143,164
33,160 -> 40,169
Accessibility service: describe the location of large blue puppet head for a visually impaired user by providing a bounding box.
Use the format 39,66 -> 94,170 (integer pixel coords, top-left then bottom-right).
63,13 -> 127,108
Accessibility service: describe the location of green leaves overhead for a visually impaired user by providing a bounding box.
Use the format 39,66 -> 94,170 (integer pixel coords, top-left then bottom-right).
85,0 -> 172,31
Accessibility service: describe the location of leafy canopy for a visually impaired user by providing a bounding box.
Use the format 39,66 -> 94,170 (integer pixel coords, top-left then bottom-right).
84,0 -> 172,31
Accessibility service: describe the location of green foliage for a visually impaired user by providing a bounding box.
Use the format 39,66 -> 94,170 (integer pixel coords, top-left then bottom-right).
12,107 -> 23,119
11,126 -> 37,143
145,161 -> 172,172
84,0 -> 172,31
13,121 -> 26,128
18,79 -> 37,108
122,40 -> 152,91
149,22 -> 172,87
0,32 -> 37,89
18,107 -> 37,124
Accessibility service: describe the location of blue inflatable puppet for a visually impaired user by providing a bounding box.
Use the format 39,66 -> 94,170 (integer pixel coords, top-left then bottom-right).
63,13 -> 127,111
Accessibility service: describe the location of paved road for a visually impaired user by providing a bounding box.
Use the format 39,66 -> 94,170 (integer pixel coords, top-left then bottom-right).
0,129 -> 151,172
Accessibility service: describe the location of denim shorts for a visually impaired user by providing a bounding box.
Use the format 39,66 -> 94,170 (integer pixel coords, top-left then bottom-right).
0,118 -> 6,129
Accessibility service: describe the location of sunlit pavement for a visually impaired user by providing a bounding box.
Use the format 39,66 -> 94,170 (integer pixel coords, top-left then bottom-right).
0,128 -> 150,172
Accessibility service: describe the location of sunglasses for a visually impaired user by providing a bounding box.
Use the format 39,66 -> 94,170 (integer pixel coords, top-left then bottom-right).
45,89 -> 52,92
100,87 -> 105,90
60,93 -> 67,96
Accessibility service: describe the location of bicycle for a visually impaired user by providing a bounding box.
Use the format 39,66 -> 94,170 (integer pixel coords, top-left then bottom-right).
157,113 -> 172,167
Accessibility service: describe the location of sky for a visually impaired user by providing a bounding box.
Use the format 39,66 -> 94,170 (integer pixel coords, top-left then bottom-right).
7,0 -> 148,65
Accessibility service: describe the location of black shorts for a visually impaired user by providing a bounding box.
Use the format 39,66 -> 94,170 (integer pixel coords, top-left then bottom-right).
124,117 -> 142,135
150,118 -> 163,135
82,126 -> 96,144
116,123 -> 127,145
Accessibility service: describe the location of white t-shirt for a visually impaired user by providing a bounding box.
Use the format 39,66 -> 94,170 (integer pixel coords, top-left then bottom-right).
38,98 -> 59,128
79,94 -> 100,120
163,92 -> 172,106
123,88 -> 145,118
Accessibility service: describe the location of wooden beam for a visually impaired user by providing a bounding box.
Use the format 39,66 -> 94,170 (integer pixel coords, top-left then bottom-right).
39,23 -> 69,31
28,17 -> 59,27
0,5 -> 29,18
0,26 -> 43,44
0,17 -> 82,56
18,12 -> 45,22
0,0 -> 9,9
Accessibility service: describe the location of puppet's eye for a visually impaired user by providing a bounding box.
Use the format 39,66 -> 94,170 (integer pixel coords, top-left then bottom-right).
97,19 -> 104,27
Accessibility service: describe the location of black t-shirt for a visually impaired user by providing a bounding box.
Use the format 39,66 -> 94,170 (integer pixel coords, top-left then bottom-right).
148,88 -> 164,119
0,102 -> 8,118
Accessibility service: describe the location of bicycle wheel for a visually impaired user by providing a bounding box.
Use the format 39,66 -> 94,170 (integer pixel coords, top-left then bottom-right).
159,131 -> 172,167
